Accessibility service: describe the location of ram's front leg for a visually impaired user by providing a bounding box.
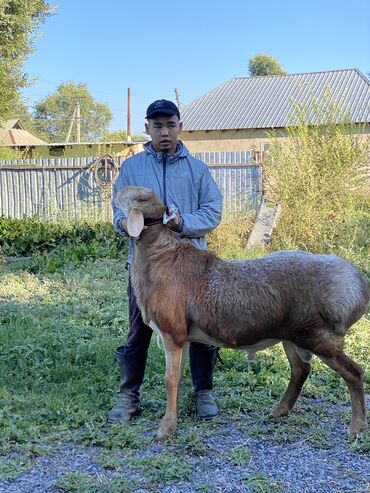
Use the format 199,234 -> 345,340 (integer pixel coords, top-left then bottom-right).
156,335 -> 186,440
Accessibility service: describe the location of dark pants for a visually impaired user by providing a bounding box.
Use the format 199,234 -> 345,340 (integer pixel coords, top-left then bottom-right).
118,274 -> 217,397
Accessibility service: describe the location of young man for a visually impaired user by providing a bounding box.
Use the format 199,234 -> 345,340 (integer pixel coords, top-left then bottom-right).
109,99 -> 223,422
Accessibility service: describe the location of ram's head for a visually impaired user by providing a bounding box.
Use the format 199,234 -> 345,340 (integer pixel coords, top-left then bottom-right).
115,186 -> 166,237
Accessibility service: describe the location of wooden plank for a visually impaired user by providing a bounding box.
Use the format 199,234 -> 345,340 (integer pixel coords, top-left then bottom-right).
247,198 -> 281,248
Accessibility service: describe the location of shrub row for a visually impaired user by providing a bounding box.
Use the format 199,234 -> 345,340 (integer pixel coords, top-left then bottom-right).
0,217 -> 128,272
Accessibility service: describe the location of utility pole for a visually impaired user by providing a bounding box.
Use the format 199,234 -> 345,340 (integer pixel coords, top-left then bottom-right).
65,106 -> 77,143
76,100 -> 81,143
175,88 -> 181,110
127,88 -> 132,143
65,98 -> 84,143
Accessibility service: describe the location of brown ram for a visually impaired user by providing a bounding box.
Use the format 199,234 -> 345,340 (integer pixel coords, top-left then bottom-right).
115,185 -> 369,440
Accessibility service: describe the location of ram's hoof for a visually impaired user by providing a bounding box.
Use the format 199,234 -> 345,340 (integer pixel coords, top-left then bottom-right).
269,404 -> 290,418
348,419 -> 367,436
155,416 -> 177,441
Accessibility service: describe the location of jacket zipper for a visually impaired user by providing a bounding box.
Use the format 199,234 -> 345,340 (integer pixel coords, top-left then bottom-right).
163,153 -> 167,206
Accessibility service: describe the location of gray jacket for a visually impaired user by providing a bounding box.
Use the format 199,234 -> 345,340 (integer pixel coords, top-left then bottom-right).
112,141 -> 223,263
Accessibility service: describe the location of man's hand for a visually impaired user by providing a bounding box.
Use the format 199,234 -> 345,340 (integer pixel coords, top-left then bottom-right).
165,212 -> 183,231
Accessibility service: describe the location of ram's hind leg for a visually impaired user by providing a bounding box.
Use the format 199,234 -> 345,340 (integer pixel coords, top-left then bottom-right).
318,350 -> 366,435
270,341 -> 311,418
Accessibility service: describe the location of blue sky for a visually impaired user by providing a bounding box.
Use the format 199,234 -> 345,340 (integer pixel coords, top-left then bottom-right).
22,0 -> 370,135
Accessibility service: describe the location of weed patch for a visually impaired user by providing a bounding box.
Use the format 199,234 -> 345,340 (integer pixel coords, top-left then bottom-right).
243,471 -> 284,492
127,451 -> 192,484
230,444 -> 251,466
349,429 -> 370,453
56,472 -> 135,493
0,456 -> 29,481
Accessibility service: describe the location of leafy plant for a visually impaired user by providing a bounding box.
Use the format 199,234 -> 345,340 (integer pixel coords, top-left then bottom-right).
97,450 -> 122,470
74,422 -> 151,451
207,211 -> 254,258
34,82 -> 112,142
248,54 -> 287,76
264,90 -> 370,260
349,429 -> 370,453
0,217 -> 128,271
308,428 -> 331,449
165,425 -> 209,455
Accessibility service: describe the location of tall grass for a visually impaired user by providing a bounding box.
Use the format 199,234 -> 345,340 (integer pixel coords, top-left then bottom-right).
207,211 -> 255,259
264,93 -> 370,272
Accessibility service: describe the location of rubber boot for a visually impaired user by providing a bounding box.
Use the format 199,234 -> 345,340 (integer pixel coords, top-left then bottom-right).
190,343 -> 218,419
107,345 -> 148,423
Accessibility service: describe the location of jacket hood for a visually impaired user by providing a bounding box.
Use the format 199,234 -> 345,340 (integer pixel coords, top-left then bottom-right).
144,140 -> 189,163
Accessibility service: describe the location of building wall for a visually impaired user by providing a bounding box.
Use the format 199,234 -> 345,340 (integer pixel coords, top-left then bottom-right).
180,128 -> 287,153
0,142 -> 144,159
180,125 -> 370,153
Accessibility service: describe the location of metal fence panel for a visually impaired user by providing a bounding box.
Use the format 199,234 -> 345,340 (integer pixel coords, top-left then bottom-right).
192,150 -> 255,165
209,166 -> 262,216
0,155 -> 262,221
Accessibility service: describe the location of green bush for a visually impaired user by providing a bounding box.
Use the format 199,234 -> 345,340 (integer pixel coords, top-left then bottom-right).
1,211 -> 255,270
0,217 -> 128,271
207,212 -> 254,259
264,92 -> 370,265
0,217 -> 124,256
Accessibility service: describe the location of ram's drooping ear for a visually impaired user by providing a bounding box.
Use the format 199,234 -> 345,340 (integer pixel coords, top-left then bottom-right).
127,208 -> 144,237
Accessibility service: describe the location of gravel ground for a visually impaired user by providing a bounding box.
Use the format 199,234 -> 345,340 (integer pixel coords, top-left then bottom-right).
1,401 -> 369,493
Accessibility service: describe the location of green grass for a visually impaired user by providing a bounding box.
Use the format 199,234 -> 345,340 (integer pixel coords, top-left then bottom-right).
230,444 -> 252,466
1,254 -> 369,474
0,456 -> 30,481
243,471 -> 285,492
56,472 -> 136,493
0,215 -> 369,489
127,451 -> 193,483
0,257 -> 130,449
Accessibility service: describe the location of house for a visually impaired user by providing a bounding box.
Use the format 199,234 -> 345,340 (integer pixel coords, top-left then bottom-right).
180,69 -> 370,154
0,119 -> 145,158
0,119 -> 48,147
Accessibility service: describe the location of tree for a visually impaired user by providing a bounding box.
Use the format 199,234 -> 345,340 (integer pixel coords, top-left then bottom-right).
34,82 -> 112,142
8,100 -> 36,131
103,129 -> 148,142
248,54 -> 286,76
0,0 -> 54,122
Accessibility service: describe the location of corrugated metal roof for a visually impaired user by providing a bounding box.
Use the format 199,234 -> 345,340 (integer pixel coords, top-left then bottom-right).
0,120 -> 48,145
181,69 -> 370,131
0,129 -> 48,145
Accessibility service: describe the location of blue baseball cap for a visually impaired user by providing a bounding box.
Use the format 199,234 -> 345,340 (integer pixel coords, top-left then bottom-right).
146,99 -> 180,119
